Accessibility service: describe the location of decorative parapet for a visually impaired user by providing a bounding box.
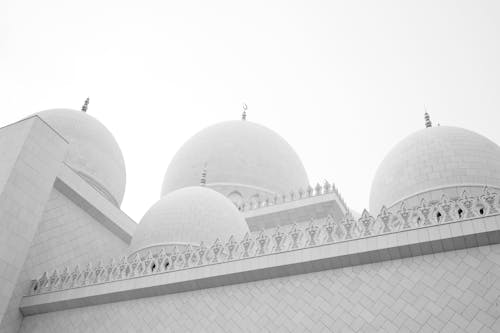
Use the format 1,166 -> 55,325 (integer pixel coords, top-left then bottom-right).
29,187 -> 499,296
240,180 -> 347,211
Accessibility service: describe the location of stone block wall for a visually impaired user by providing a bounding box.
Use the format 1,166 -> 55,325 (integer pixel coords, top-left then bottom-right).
0,118 -> 68,332
1,186 -> 131,333
0,117 -> 132,332
25,187 -> 130,276
19,244 -> 500,333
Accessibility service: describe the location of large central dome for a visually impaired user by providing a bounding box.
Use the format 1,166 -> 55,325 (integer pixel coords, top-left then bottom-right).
161,120 -> 309,199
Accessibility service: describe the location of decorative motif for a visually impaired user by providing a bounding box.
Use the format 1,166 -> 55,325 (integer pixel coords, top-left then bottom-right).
397,202 -> 412,230
341,212 -> 355,240
437,194 -> 454,223
168,247 -> 179,270
210,239 -> 224,263
240,232 -> 253,258
183,245 -> 194,268
48,270 -> 58,291
82,263 -> 92,286
196,242 -> 207,266
305,219 -> 319,246
29,187 -> 500,296
144,252 -> 154,274
157,248 -> 169,272
255,230 -> 270,256
225,236 -> 238,260
271,226 -> 286,253
306,185 -> 313,197
378,206 -> 392,234
58,267 -> 69,290
459,190 -> 476,219
322,215 -> 336,243
417,198 -> 433,226
128,255 -> 140,277
481,186 -> 498,215
288,223 -> 303,250
358,210 -> 374,237
36,272 -> 48,293
315,183 -> 322,196
323,181 -> 331,193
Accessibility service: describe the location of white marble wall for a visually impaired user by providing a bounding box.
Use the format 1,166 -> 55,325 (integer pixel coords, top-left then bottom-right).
19,244 -> 500,333
0,118 -> 68,332
0,118 -> 132,333
0,186 -> 130,333
26,188 -> 129,275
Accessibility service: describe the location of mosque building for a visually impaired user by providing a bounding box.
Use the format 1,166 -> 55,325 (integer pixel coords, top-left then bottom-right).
0,103 -> 499,332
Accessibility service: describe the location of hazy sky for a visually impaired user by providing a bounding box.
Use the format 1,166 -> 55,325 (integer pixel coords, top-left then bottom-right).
2,0 -> 500,221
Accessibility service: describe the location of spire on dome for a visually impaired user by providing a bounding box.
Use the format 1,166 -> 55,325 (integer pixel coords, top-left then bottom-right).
242,103 -> 247,121
200,163 -> 208,186
424,111 -> 432,128
81,98 -> 89,112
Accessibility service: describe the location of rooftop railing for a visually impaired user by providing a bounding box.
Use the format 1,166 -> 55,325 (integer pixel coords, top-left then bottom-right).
29,186 -> 499,296
240,180 -> 347,211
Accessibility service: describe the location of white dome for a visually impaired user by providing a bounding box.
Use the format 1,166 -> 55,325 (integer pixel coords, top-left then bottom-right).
131,186 -> 249,253
38,109 -> 126,206
161,120 -> 309,199
370,126 -> 500,213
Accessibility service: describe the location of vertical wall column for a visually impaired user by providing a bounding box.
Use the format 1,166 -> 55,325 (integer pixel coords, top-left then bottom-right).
0,117 -> 68,324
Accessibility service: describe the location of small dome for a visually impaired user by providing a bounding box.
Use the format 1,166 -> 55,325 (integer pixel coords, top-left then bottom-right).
37,109 -> 126,206
370,126 -> 500,213
131,186 -> 249,253
161,120 -> 309,200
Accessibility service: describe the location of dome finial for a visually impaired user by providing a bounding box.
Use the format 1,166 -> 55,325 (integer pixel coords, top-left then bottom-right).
200,163 -> 208,186
81,97 -> 89,112
424,109 -> 432,128
241,103 -> 247,121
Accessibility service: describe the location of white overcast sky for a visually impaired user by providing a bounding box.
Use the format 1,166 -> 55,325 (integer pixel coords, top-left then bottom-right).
2,0 -> 500,221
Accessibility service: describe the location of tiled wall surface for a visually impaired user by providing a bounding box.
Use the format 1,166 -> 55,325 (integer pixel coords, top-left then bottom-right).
0,117 -> 130,333
0,187 -> 130,333
0,118 -> 68,331
20,244 -> 500,333
25,187 -> 129,276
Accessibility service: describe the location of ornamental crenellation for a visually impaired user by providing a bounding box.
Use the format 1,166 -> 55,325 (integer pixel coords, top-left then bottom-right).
240,180 -> 347,211
29,186 -> 499,296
